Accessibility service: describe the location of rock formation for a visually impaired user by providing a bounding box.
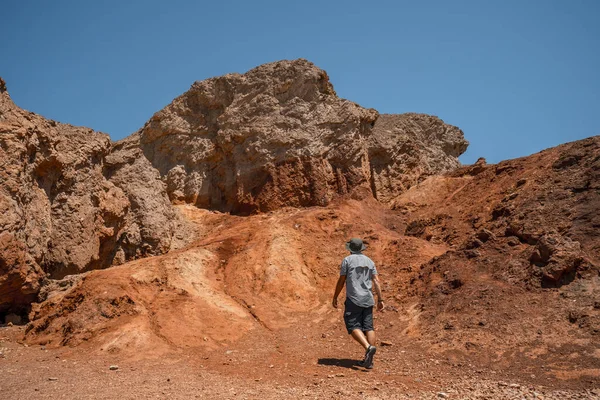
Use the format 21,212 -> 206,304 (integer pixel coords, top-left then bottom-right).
22,135 -> 600,362
104,136 -> 181,263
137,59 -> 467,213
0,83 -> 177,317
370,113 -> 468,202
0,59 -> 468,317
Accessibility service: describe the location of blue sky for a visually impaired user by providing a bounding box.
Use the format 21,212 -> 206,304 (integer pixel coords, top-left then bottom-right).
1,0 -> 598,164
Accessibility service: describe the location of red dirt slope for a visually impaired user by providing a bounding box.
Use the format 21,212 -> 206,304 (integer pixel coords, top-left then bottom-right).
16,136 -> 600,396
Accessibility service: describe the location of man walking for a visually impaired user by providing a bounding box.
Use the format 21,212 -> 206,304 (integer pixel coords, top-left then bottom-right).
332,238 -> 384,369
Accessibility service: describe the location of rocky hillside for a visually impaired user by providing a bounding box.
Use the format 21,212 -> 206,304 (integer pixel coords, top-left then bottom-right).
392,136 -> 599,360
0,82 -> 179,317
0,59 -> 468,319
21,136 -> 600,383
2,60 -> 599,399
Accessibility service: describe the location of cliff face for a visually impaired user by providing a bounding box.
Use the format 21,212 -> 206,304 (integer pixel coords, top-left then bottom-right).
0,86 -> 177,316
137,59 -> 467,213
0,88 -> 122,281
137,59 -> 377,213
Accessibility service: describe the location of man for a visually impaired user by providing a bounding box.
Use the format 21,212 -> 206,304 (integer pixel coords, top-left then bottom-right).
332,238 -> 384,369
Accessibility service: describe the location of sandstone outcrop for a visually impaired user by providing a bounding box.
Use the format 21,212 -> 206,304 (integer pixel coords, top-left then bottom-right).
0,83 -> 177,317
370,113 -> 468,202
0,86 -> 121,283
0,232 -> 44,315
104,136 -> 179,263
138,59 -> 467,213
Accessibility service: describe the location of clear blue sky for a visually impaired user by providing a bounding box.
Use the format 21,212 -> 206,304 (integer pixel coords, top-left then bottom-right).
2,0 -> 599,164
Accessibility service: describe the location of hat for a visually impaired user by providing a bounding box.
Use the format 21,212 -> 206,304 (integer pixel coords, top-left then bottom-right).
346,238 -> 367,253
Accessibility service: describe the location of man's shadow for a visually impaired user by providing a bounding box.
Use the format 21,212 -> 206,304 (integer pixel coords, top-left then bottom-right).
317,358 -> 366,371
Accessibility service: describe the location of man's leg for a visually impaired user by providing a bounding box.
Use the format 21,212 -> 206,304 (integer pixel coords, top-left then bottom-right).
350,329 -> 370,350
365,330 -> 376,346
357,331 -> 377,368
360,307 -> 377,368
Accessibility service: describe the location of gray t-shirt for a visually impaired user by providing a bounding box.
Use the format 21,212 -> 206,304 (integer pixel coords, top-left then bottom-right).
340,253 -> 378,308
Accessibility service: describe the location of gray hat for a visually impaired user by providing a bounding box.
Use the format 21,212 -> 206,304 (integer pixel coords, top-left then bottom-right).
346,238 -> 367,253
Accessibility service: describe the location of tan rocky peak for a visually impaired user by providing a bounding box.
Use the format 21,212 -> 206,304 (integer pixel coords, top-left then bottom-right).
136,58 -> 466,214
137,58 -> 379,214
191,58 -> 336,98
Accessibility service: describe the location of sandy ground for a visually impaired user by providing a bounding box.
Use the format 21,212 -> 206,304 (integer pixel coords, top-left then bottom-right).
2,322 -> 599,399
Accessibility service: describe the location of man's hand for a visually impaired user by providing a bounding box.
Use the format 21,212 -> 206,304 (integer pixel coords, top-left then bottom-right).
332,275 -> 346,309
373,275 -> 384,311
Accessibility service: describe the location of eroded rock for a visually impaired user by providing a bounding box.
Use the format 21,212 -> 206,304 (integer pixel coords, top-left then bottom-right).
137,59 -> 467,213
370,113 -> 468,202
0,60 -> 468,316
529,234 -> 587,286
0,80 -> 177,315
0,232 -> 44,316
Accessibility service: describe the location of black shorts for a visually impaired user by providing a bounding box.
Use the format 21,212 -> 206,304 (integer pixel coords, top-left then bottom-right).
343,298 -> 374,334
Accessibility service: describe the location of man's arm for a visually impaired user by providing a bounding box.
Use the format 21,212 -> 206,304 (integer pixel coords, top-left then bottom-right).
372,275 -> 384,311
332,275 -> 346,308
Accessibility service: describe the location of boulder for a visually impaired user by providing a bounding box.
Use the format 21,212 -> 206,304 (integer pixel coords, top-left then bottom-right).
529,234 -> 586,286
